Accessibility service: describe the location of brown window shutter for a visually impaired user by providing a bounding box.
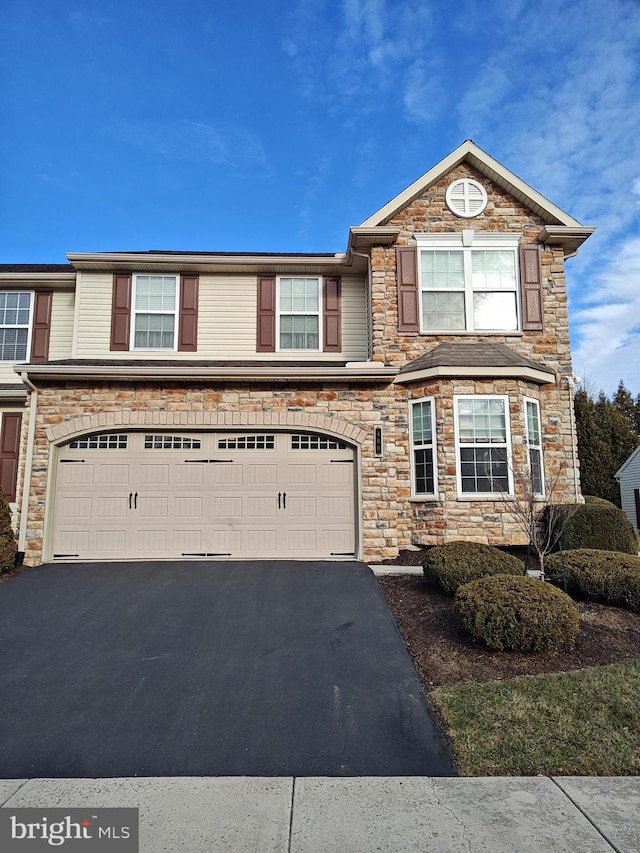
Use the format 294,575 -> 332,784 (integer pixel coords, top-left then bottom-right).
520,245 -> 544,331
323,276 -> 342,352
0,413 -> 21,502
178,275 -> 199,352
29,291 -> 53,362
396,247 -> 419,333
256,276 -> 276,352
110,274 -> 132,351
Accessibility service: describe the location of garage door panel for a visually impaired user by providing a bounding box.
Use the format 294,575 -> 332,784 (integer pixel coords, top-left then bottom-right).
96,496 -> 129,518
52,430 -> 356,560
59,463 -> 94,485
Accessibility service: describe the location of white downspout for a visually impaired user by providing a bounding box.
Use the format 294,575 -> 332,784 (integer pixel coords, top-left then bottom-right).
16,370 -> 38,557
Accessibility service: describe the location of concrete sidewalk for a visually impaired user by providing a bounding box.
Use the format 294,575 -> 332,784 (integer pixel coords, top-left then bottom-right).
1,776 -> 638,852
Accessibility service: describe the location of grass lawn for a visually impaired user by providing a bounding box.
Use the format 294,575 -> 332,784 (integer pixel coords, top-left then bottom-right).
431,659 -> 640,776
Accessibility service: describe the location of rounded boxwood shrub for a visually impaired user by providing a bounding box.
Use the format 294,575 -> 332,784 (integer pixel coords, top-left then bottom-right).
422,542 -> 523,594
558,496 -> 638,554
454,574 -> 580,652
546,548 -> 640,613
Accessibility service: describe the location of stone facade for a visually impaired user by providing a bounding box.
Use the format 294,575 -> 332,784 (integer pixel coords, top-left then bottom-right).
15,151 -> 586,567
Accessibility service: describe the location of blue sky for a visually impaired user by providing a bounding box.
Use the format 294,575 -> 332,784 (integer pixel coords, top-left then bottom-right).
1,0 -> 639,394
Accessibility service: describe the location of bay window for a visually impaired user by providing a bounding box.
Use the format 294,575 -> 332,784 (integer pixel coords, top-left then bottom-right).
410,398 -> 437,496
455,396 -> 513,496
525,397 -> 544,496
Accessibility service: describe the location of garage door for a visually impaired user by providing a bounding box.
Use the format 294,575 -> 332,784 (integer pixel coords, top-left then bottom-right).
50,431 -> 356,560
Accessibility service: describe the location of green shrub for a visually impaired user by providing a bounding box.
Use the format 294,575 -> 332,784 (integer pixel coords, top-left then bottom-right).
454,574 -> 580,652
0,488 -> 16,572
422,542 -> 523,594
546,549 -> 640,613
558,497 -> 638,554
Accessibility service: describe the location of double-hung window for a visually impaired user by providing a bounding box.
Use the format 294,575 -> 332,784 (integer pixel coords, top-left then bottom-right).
133,275 -> 177,350
455,396 -> 513,496
0,292 -> 32,361
524,397 -> 544,496
410,398 -> 437,497
278,277 -> 320,350
417,233 -> 520,332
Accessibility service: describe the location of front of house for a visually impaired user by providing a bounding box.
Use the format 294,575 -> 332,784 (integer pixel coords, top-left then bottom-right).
0,141 -> 594,566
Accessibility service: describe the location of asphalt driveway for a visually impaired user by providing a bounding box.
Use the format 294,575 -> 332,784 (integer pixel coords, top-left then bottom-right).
0,560 -> 455,778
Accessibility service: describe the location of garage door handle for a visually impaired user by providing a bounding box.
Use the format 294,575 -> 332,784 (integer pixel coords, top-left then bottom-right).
134,492 -> 138,509
282,491 -> 286,509
277,492 -> 281,509
129,492 -> 132,510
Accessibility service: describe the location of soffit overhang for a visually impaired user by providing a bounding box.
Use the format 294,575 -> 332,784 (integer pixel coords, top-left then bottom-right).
15,361 -> 398,385
67,252 -> 368,276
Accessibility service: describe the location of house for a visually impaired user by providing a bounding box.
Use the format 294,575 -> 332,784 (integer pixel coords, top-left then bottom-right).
0,140 -> 595,566
615,447 -> 640,530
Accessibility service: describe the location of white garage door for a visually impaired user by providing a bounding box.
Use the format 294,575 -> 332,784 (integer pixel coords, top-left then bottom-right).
51,431 -> 356,560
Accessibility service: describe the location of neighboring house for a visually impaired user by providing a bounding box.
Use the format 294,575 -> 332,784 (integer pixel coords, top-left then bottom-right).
615,447 -> 640,530
0,140 -> 595,566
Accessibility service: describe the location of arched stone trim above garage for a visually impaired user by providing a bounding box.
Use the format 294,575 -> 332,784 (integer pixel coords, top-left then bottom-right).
45,409 -> 368,447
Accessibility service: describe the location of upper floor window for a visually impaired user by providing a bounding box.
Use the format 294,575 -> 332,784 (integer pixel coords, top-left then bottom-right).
410,397 -> 437,497
417,233 -> 519,333
133,275 -> 177,350
277,277 -> 320,350
525,397 -> 544,496
454,395 -> 513,497
0,292 -> 32,361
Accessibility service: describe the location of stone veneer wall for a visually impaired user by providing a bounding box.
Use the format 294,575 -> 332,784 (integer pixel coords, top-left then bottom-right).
23,373 -> 578,565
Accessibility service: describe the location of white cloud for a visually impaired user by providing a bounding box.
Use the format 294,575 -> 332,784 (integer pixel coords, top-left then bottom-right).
108,120 -> 268,174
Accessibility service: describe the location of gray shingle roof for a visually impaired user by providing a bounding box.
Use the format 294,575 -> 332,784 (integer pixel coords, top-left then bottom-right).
399,342 -> 547,374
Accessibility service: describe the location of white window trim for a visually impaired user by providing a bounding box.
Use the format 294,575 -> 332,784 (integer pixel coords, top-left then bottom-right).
524,396 -> 545,498
416,231 -> 521,334
275,275 -> 323,352
131,274 -> 179,352
454,394 -> 514,499
0,291 -> 33,362
409,396 -> 438,499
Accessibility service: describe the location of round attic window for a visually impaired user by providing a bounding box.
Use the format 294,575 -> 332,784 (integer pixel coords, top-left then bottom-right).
445,178 -> 488,218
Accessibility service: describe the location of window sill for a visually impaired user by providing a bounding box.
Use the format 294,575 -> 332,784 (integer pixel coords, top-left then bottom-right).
419,330 -> 523,337
456,494 -> 514,501
409,496 -> 439,502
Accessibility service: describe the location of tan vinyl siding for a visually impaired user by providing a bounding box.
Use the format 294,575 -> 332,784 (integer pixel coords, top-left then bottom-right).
74,273 -> 369,361
48,289 -> 75,360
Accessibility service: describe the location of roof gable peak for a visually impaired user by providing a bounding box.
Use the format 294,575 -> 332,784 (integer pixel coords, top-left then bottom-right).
360,139 -> 584,229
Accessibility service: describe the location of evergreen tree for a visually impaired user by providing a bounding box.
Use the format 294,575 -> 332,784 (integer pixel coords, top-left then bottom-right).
574,386 -> 639,506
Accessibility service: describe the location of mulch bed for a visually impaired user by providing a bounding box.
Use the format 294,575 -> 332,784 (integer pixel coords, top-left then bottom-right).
379,572 -> 640,689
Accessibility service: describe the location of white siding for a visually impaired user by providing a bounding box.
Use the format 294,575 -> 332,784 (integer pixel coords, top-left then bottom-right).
74,272 -> 369,361
48,289 -> 75,360
619,451 -> 640,530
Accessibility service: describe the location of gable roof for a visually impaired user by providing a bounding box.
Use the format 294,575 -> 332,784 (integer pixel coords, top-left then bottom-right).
615,445 -> 640,480
360,139 -> 589,231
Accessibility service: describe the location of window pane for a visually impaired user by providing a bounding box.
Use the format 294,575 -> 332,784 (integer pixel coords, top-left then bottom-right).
279,315 -> 319,349
422,292 -> 465,330
279,278 -> 319,312
134,314 -> 175,348
529,447 -> 543,495
459,447 -> 509,493
135,276 -> 176,311
414,448 -> 434,495
421,251 -> 464,289
473,292 -> 518,330
458,399 -> 506,443
412,401 -> 433,445
526,400 -> 541,445
471,251 -> 516,290
0,328 -> 28,360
